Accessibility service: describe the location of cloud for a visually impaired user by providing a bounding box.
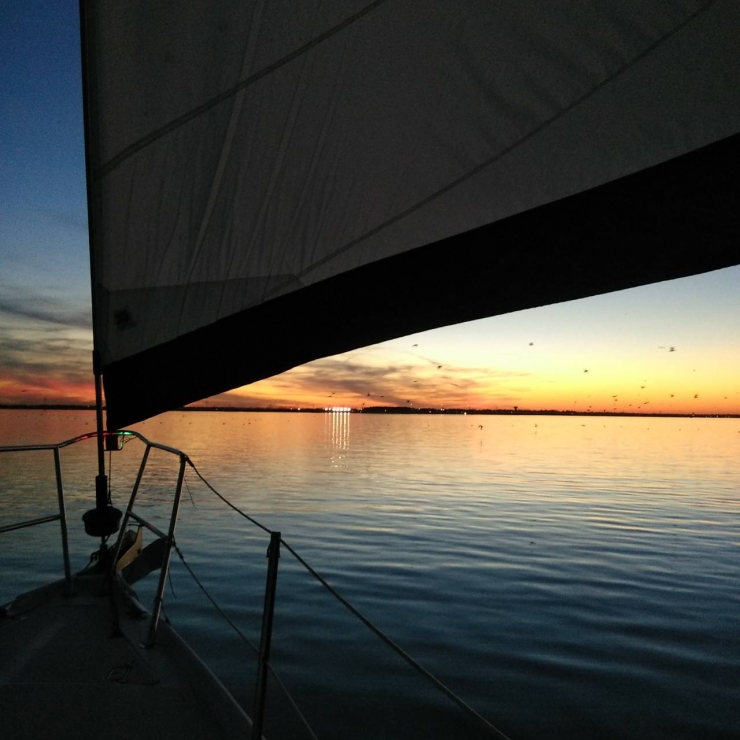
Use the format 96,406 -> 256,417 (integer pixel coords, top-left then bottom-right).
214,352 -> 531,409
0,343 -> 91,381
0,291 -> 91,329
0,297 -> 93,403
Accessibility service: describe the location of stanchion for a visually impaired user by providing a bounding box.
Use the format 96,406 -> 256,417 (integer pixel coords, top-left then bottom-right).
251,531 -> 281,740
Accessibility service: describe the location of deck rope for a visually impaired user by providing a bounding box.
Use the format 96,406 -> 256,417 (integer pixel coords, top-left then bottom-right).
187,460 -> 272,534
261,659 -> 320,740
173,543 -> 260,655
280,538 -> 513,740
189,466 -> 513,740
172,543 -> 319,740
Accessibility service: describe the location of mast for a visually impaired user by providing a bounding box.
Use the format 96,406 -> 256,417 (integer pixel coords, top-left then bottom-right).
79,0 -> 121,541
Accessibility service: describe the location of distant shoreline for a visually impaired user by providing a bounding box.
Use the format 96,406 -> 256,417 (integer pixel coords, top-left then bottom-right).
1,403 -> 737,419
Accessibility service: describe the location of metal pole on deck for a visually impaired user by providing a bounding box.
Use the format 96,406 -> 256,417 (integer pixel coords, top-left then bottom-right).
53,447 -> 72,595
81,350 -> 121,541
93,351 -> 107,513
145,454 -> 187,648
111,444 -> 151,565
252,531 -> 281,740
80,3 -> 120,544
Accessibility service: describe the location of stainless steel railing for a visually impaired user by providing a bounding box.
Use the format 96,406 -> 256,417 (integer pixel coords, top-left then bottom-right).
0,441 -> 74,594
1,427 -> 510,739
106,430 -> 189,647
0,428 -> 301,738
0,429 -> 188,645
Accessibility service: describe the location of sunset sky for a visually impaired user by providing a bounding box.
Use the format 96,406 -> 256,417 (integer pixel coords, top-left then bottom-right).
2,2 -> 739,417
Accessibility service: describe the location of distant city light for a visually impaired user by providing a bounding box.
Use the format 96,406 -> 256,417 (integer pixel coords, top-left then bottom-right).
324,406 -> 352,413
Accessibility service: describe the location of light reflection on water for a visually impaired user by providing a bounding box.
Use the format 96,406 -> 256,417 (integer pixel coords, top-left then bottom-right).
0,410 -> 738,739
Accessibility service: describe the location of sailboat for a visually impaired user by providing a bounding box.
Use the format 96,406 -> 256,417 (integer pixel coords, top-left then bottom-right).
1,1 -> 738,737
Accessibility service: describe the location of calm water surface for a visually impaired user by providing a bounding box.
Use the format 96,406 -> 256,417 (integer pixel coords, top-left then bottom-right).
0,410 -> 738,739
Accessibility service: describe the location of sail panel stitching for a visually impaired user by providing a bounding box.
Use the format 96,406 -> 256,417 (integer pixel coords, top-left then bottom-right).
97,0 -> 391,178
281,0 -> 721,291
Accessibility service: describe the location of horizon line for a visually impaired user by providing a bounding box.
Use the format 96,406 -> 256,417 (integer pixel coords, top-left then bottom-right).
0,403 -> 737,420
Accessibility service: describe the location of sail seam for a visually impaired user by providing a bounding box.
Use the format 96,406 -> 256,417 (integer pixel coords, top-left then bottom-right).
181,0 -> 268,332
279,0 -> 721,291
96,0 -> 392,178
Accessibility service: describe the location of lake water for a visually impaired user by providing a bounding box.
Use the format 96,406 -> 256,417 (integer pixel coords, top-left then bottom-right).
1,409 -> 738,739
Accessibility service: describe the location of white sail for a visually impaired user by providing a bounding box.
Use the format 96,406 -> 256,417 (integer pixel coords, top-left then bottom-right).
81,1 -> 740,428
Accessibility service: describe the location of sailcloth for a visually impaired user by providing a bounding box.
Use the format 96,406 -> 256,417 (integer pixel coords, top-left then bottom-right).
81,0 -> 740,429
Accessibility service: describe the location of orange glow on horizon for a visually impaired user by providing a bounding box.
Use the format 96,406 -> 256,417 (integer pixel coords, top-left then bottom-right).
0,369 -> 737,416
0,375 -> 95,406
199,363 -> 740,417
1,350 -> 738,416
2,270 -> 739,418
192,327 -> 740,416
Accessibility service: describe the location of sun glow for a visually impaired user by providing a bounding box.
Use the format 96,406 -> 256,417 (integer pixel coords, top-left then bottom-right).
2,272 -> 738,417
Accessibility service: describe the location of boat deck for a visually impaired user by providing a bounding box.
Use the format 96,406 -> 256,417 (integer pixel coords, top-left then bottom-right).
0,571 -> 252,740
